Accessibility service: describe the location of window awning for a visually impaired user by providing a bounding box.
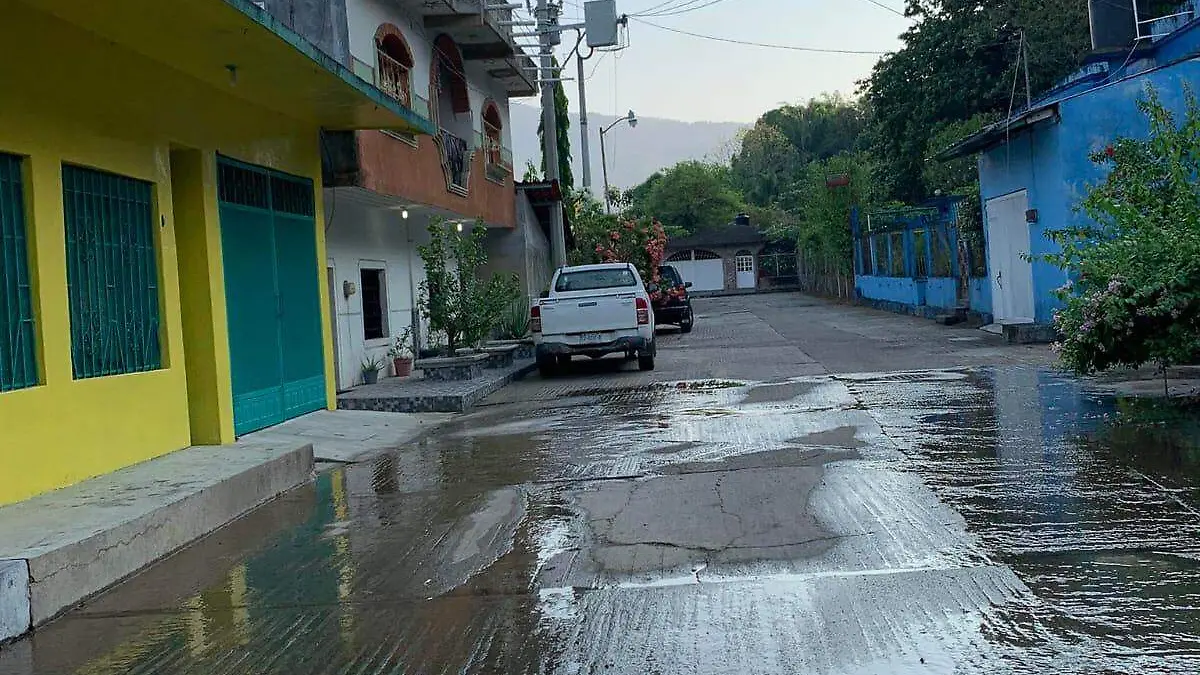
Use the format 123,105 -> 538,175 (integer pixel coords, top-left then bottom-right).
18,0 -> 437,135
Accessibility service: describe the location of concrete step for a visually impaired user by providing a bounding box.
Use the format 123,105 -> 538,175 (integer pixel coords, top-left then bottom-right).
0,440 -> 314,643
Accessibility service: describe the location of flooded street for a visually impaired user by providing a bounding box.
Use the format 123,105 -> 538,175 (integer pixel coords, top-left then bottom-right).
3,295 -> 1199,674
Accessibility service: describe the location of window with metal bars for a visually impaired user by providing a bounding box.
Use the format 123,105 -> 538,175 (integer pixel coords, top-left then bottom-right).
218,159 -> 315,217
62,165 -> 162,379
0,153 -> 38,392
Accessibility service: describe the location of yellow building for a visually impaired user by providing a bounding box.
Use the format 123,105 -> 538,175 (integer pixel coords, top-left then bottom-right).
0,0 -> 432,505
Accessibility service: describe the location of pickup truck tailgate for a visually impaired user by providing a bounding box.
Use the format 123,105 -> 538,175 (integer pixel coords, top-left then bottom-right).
540,292 -> 638,335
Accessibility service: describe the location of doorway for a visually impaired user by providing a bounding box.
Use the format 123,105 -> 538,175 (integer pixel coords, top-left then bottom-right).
984,190 -> 1035,324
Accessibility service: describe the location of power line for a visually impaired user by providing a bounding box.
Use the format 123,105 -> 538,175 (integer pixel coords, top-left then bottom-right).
631,17 -> 889,54
857,0 -> 909,19
638,0 -> 735,17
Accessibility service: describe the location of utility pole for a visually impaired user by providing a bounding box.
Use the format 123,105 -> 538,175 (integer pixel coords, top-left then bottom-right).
1022,31 -> 1032,108
574,31 -> 593,193
537,0 -> 568,268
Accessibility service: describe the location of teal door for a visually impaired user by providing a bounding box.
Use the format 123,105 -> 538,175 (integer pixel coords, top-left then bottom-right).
217,157 -> 326,436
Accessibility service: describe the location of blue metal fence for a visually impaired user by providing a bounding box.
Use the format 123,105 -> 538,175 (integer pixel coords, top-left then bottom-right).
852,198 -> 991,317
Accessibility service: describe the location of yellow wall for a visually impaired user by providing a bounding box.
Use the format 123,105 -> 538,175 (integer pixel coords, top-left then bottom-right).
0,1 -> 337,505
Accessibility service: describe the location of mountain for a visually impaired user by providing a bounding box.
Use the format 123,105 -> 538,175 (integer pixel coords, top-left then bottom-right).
509,103 -> 748,191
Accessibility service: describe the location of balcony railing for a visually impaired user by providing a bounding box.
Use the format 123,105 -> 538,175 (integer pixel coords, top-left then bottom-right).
440,128 -> 471,192
475,129 -> 513,183
351,55 -> 432,122
375,49 -> 412,107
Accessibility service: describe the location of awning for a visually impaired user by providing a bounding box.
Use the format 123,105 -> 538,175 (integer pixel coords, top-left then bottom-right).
934,104 -> 1060,161
17,0 -> 436,135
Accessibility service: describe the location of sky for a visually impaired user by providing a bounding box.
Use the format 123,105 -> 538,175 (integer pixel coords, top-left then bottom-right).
544,0 -> 912,123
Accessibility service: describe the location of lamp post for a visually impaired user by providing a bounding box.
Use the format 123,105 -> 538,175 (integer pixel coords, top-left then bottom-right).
600,110 -> 637,214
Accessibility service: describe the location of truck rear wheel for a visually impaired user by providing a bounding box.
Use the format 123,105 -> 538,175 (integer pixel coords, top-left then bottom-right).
638,341 -> 656,371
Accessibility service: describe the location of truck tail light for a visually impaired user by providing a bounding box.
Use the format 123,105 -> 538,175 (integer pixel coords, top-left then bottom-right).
635,297 -> 650,325
530,304 -> 542,333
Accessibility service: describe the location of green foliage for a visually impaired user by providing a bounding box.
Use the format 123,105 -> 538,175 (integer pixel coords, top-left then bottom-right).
769,152 -> 879,270
864,0 -> 1092,202
730,123 -> 802,208
622,161 -> 745,234
569,192 -> 668,284
537,57 -> 573,191
758,94 -> 869,166
360,354 -> 384,374
522,160 -> 540,183
1046,86 -> 1200,375
417,218 -> 520,354
495,299 -> 530,340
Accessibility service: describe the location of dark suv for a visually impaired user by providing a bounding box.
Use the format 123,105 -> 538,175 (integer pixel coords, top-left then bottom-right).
652,265 -> 695,333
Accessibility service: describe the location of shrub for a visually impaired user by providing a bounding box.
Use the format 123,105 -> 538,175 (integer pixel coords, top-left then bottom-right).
418,218 -> 519,354
1046,85 -> 1200,376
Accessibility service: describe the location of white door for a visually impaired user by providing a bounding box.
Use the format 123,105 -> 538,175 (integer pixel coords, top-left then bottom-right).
672,258 -> 724,292
735,254 -> 756,289
985,191 -> 1035,323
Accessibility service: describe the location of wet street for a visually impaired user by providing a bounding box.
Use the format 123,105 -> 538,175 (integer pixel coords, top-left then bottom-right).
5,294 -> 1200,674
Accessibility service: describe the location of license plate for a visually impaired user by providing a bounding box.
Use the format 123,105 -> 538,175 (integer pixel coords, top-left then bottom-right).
579,332 -> 604,343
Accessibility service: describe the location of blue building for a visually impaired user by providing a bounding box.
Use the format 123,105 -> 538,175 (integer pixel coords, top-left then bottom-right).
939,0 -> 1200,331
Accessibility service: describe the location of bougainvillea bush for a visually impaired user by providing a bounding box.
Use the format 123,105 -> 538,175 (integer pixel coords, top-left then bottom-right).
569,193 -> 668,288
1046,86 -> 1200,375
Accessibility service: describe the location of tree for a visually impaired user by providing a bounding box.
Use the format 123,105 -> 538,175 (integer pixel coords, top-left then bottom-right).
624,161 -> 745,234
863,0 -> 1091,201
759,94 -> 869,166
537,56 -> 573,191
1046,86 -> 1200,378
771,152 -> 879,270
569,191 -> 668,285
730,123 -> 802,208
418,218 -> 519,354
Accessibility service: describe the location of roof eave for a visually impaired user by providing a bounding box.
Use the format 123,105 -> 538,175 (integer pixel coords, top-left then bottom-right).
934,104 -> 1060,161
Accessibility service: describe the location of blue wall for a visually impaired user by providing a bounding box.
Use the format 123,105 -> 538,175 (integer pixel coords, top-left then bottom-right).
969,278 -> 991,316
926,278 -> 958,310
856,276 -> 923,306
977,30 -> 1200,324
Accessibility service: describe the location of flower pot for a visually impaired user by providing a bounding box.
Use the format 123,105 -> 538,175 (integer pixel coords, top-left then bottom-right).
393,357 -> 413,377
362,369 -> 380,385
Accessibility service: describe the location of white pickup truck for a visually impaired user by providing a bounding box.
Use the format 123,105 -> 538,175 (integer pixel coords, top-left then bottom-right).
530,263 -> 657,376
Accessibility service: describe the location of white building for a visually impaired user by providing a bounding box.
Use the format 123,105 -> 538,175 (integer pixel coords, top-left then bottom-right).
320,0 -> 555,390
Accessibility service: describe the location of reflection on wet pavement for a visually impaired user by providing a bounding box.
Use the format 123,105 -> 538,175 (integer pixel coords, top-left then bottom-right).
5,368 -> 1200,673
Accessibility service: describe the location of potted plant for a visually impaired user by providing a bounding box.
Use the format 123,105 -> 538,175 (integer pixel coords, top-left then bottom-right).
360,355 -> 384,385
388,327 -> 415,377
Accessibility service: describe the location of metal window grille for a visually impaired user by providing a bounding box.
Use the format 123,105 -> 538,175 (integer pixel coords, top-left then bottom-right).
62,165 -> 161,379
913,229 -> 929,278
0,153 -> 37,392
219,159 -> 314,217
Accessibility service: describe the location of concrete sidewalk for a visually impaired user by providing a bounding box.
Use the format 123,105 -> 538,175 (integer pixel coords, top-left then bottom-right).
0,409 -> 449,644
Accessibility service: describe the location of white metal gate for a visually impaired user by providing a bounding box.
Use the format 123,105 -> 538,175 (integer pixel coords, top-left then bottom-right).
666,250 -> 724,291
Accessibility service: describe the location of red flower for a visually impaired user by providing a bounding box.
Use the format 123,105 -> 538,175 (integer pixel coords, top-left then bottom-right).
1105,145 -> 1115,158
611,231 -> 621,241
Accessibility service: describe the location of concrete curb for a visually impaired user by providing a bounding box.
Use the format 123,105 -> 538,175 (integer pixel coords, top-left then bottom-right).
338,359 -> 538,413
0,442 -> 313,644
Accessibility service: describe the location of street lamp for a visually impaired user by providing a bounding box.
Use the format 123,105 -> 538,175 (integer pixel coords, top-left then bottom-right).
600,110 -> 638,214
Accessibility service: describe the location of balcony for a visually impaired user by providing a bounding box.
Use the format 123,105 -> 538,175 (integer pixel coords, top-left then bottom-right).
351,55 -> 432,124
396,0 -> 538,97
15,0 -> 434,134
477,129 -> 513,184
